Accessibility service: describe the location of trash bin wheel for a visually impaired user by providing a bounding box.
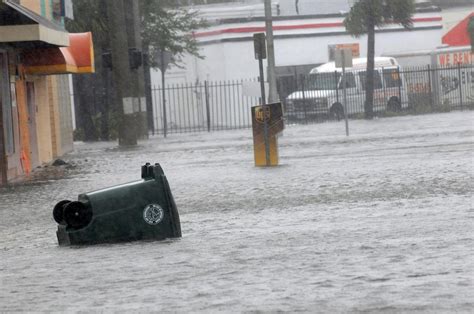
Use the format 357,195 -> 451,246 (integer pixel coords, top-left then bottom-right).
63,201 -> 93,229
53,200 -> 71,225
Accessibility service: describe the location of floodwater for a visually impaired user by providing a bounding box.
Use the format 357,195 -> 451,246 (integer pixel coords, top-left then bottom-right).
1,111 -> 473,312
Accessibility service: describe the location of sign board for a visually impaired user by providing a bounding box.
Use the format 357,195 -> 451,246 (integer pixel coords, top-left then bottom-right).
123,97 -> 146,114
253,33 -> 267,60
154,50 -> 173,73
123,98 -> 134,115
436,50 -> 473,67
335,48 -> 353,68
242,81 -> 269,98
329,43 -> 360,61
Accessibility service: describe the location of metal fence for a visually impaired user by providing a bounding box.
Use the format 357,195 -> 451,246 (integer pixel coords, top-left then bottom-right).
151,80 -> 260,135
151,64 -> 474,134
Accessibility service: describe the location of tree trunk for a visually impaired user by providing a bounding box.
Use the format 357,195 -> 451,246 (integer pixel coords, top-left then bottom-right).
365,17 -> 375,120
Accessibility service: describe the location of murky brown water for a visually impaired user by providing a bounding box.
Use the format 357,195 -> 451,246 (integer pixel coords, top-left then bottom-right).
1,112 -> 473,312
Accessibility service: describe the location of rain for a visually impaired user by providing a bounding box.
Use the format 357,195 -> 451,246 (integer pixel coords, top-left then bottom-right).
1,0 -> 473,312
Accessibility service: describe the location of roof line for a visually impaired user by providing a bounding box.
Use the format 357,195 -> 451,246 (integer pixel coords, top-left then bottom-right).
207,7 -> 442,26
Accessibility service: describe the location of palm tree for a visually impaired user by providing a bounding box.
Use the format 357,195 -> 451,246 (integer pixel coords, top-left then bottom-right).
344,0 -> 414,119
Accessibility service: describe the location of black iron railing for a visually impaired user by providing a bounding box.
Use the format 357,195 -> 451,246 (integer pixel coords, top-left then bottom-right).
148,64 -> 473,134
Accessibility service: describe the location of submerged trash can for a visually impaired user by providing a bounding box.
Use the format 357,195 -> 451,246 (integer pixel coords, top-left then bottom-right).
53,163 -> 181,246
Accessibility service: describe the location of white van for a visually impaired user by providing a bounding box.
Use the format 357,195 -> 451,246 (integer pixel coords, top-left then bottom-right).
285,57 -> 409,120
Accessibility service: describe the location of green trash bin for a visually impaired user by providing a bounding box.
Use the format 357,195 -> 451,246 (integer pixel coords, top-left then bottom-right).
53,163 -> 181,246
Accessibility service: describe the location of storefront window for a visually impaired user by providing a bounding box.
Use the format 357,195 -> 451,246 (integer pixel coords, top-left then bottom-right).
52,0 -> 62,23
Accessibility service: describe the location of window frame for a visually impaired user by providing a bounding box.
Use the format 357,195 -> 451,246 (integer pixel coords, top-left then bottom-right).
382,68 -> 403,88
358,70 -> 383,90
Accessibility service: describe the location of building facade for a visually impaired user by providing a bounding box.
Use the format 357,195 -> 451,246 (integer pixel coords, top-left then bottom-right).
0,0 -> 92,185
151,3 -> 445,85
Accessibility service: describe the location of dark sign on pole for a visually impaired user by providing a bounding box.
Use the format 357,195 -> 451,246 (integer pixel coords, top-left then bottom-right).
154,50 -> 173,73
253,33 -> 267,60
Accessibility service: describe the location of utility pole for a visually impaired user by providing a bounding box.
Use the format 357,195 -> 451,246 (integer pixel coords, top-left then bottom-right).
125,0 -> 148,139
105,0 -> 137,146
264,0 -> 278,103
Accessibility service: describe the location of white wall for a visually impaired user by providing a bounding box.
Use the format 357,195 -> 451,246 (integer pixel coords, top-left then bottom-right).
154,29 -> 443,84
151,11 -> 444,85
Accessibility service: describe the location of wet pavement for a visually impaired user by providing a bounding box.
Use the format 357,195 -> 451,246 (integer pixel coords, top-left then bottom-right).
1,111 -> 473,312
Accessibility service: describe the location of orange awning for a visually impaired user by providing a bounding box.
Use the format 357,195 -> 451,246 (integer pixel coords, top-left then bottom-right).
22,32 -> 95,75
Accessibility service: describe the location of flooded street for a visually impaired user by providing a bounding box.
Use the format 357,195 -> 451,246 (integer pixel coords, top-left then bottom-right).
1,111 -> 473,312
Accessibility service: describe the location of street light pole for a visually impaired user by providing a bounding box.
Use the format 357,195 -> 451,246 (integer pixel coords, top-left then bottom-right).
264,0 -> 278,103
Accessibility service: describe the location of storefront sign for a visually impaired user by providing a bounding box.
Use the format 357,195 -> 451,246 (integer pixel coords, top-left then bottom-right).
437,50 -> 474,67
329,43 -> 360,61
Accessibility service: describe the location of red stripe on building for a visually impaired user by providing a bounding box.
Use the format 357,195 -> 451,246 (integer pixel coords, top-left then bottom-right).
194,17 -> 442,38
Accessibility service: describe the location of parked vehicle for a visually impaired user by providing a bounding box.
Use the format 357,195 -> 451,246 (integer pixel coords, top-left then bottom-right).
386,46 -> 474,109
285,57 -> 409,120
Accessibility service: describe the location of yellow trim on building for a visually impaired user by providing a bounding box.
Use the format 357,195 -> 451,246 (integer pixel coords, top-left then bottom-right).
76,66 -> 94,73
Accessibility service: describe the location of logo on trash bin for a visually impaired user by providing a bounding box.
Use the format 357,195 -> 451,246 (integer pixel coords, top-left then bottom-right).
143,204 -> 164,225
